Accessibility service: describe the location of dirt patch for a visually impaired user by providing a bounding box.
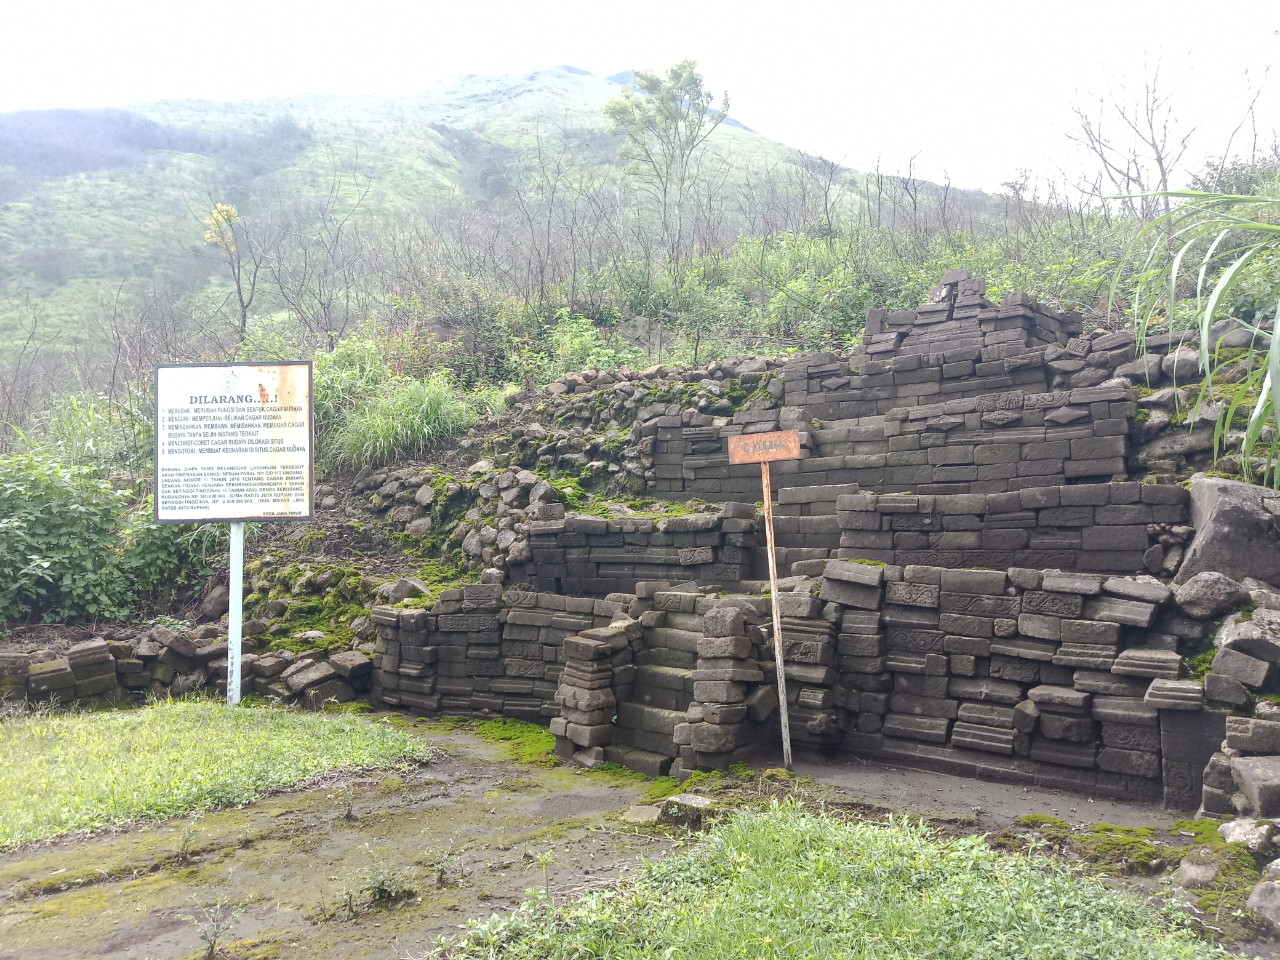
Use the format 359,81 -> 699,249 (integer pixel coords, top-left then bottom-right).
523,789 -> 638,818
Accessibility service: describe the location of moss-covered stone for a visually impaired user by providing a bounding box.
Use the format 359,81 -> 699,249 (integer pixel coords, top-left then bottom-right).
1013,814 -> 1072,843
1075,823 -> 1164,875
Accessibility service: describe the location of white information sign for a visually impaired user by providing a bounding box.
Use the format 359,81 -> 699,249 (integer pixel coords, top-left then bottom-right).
154,362 -> 314,523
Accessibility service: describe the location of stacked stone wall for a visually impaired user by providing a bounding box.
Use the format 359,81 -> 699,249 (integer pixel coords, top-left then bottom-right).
833,481 -> 1189,574
369,585 -> 635,719
363,555 -> 1233,808
822,559 -> 1218,805
510,508 -> 760,596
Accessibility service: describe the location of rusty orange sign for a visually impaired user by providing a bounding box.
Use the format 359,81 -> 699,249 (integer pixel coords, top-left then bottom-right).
727,429 -> 801,464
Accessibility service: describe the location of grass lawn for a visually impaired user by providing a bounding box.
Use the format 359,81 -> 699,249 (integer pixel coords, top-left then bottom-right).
436,801 -> 1224,960
0,698 -> 432,849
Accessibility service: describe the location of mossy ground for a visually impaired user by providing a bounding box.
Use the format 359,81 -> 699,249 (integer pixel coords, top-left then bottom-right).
473,718 -> 558,764
4,722 -> 1277,956
1014,813 -> 1073,843
0,725 -> 665,960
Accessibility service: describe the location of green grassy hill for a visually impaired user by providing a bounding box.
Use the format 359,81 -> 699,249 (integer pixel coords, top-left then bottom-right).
0,67 -> 808,350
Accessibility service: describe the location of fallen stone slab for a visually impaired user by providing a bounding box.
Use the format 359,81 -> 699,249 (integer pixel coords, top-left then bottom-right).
1175,854 -> 1221,889
1112,648 -> 1185,679
1219,817 -> 1276,854
27,658 -> 75,697
658,794 -> 714,830
1227,717 -> 1280,754
1177,476 -> 1280,586
621,804 -> 662,824
1144,679 -> 1204,710
1247,881 -> 1280,926
1102,577 -> 1172,605
1234,756 -> 1280,816
1212,647 -> 1273,688
1222,620 -> 1280,665
285,661 -> 337,693
1083,595 -> 1159,628
1205,673 -> 1250,706
303,678 -> 356,709
823,559 -> 884,587
328,650 -> 374,680
1028,684 -> 1091,715
1092,695 -> 1159,725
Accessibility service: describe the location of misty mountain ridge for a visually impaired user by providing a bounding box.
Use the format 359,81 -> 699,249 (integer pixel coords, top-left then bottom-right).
0,65 -> 871,354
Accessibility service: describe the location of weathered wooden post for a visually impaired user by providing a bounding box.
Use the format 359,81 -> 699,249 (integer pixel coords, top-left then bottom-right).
727,429 -> 801,769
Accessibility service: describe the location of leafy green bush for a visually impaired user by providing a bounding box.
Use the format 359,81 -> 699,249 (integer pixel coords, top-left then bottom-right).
1114,187 -> 1280,482
12,388 -> 155,472
0,455 -> 132,621
118,496 -> 204,594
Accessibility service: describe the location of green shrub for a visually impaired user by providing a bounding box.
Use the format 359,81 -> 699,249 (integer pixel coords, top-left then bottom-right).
0,455 -> 132,621
17,389 -> 153,472
119,496 -> 203,594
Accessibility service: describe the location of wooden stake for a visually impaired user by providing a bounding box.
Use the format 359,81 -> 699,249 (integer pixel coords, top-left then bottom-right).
760,462 -> 793,770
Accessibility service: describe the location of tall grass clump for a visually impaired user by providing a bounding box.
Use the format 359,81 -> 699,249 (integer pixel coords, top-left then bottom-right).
0,698 -> 432,849
430,801 -> 1218,960
1116,185 -> 1280,481
325,372 -> 504,469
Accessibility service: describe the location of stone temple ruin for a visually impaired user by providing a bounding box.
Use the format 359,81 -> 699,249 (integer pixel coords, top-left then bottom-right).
358,269 -> 1280,816
9,269 -> 1280,820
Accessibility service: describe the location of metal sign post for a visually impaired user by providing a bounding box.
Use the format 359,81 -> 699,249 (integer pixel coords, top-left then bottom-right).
154,362 -> 314,706
727,429 -> 802,770
228,522 -> 245,706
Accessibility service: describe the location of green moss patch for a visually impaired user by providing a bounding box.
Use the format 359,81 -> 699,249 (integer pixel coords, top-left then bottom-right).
1170,818 -> 1232,848
474,719 -> 557,765
1075,823 -> 1165,875
1186,842 -> 1265,941
587,762 -> 648,786
642,776 -> 681,803
1187,646 -> 1217,680
1014,814 -> 1072,843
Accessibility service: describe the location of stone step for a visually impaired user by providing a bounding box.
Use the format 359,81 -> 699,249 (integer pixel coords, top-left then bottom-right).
616,702 -> 685,737
633,665 -> 692,690
603,744 -> 674,778
612,724 -> 680,757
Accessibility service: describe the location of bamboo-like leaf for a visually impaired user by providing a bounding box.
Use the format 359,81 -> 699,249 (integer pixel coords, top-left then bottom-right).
1195,229 -> 1233,305
1270,301 -> 1280,489
1199,244 -> 1264,377
1243,305 -> 1280,475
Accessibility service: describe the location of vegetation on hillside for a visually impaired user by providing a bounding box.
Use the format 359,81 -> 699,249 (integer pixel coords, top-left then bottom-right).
1,61 -> 1279,619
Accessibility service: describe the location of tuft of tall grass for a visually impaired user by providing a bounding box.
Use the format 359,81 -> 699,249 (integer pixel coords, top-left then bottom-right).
324,372 -> 505,469
1115,187 -> 1280,482
429,801 -> 1218,960
0,698 -> 433,849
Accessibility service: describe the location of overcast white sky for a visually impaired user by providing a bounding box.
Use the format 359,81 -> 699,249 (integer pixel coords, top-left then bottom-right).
3,0 -> 1278,190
